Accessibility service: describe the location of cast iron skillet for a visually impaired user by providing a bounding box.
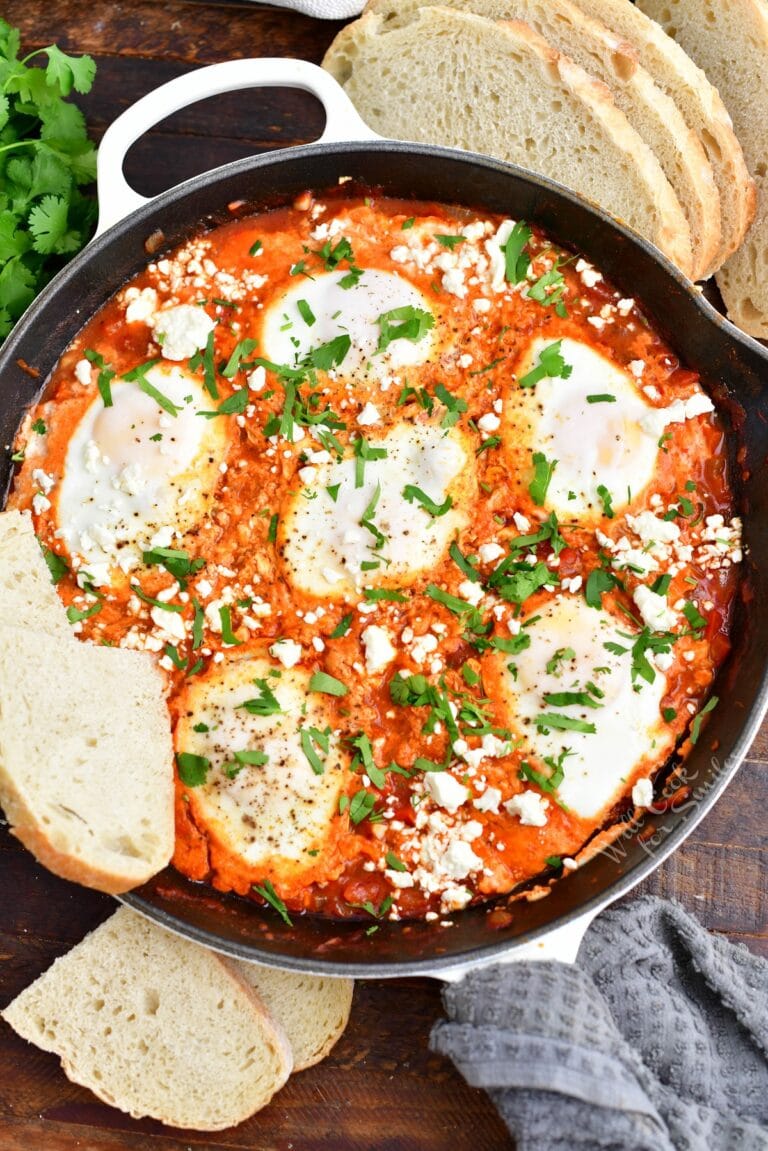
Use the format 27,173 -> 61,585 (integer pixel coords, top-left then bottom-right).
1,60 -> 766,979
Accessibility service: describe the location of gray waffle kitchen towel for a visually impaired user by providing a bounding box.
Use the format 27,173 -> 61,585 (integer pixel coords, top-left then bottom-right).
431,897 -> 768,1150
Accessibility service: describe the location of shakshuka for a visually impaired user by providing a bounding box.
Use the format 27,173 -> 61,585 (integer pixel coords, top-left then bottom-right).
8,189 -> 742,923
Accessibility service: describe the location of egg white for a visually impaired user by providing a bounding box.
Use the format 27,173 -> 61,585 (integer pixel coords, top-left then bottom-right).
176,655 -> 349,880
261,269 -> 436,383
489,596 -> 673,820
54,365 -> 228,584
281,422 -> 474,598
505,338 -> 659,520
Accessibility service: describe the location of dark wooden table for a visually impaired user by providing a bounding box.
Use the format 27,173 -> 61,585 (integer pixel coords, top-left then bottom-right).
1,3 -> 766,1149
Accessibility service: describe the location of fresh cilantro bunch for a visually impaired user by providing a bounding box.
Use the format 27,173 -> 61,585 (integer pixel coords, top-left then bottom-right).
0,20 -> 97,342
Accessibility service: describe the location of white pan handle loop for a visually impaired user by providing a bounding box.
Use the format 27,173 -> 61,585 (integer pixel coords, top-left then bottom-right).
437,907 -> 601,984
95,58 -> 378,236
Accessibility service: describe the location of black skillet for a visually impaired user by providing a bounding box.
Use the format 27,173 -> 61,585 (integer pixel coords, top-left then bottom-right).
1,60 -> 766,981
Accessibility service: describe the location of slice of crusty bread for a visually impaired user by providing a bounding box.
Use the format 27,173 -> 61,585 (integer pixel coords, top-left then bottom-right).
636,0 -> 768,336
234,962 -> 354,1071
0,626 -> 174,894
364,0 -> 719,280
0,509 -> 70,636
567,0 -> 755,272
323,7 -> 694,276
2,907 -> 293,1131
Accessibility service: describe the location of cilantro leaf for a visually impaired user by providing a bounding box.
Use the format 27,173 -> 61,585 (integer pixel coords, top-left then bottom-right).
518,340 -> 573,388
43,44 -> 96,96
501,221 -> 532,283
529,451 -> 557,506
376,306 -> 434,353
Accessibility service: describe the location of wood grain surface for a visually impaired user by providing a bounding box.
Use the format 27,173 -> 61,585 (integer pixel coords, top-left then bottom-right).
0,3 -> 766,1149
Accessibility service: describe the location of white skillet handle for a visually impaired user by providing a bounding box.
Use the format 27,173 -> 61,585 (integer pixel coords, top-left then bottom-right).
437,907 -> 599,984
95,58 -> 379,237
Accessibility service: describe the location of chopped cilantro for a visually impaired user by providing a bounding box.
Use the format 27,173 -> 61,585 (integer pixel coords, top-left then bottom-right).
142,546 -> 204,589
403,484 -> 453,517
41,546 -> 69,584
176,751 -> 210,787
253,879 -> 293,926
596,483 -> 615,519
296,298 -> 316,326
534,713 -> 596,734
529,451 -> 557,506
300,726 -> 330,775
518,339 -> 572,389
376,305 -> 434,353
691,695 -> 718,744
585,567 -> 620,609
309,671 -> 349,697
221,338 -> 258,379
218,604 -> 241,646
238,677 -> 283,716
330,613 -> 353,638
501,220 -> 532,284
546,646 -> 575,675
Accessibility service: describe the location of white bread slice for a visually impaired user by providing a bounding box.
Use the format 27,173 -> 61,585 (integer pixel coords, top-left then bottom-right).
1,907 -> 293,1130
566,0 -> 755,272
636,0 -> 768,336
323,7 -> 694,276
0,509 -> 70,636
0,626 -> 174,894
364,0 -> 719,280
234,962 -> 354,1071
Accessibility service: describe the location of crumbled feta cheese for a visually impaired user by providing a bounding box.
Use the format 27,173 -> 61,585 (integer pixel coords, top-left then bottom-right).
633,585 -> 677,631
150,605 -> 186,642
478,542 -> 504,563
473,786 -> 502,814
247,366 -> 266,392
410,631 -> 439,662
424,772 -> 469,814
628,359 -> 645,379
477,412 -> 500,434
386,869 -> 415,889
269,638 -> 302,668
485,220 -> 515,291
31,492 -> 50,515
458,579 -> 484,607
442,839 -> 483,880
513,512 -> 530,532
625,511 -> 680,547
74,358 -> 92,386
31,468 -> 54,494
505,790 -> 550,827
361,625 -> 397,674
357,402 -> 381,427
441,266 -> 467,298
632,777 -> 654,808
575,258 -> 602,288
152,304 -> 216,361
125,286 -> 158,324
298,465 -> 317,485
639,392 -> 715,439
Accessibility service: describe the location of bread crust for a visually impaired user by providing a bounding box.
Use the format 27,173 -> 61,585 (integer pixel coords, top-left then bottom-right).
323,6 -> 694,276
2,908 -> 294,1131
362,0 -> 721,279
637,0 -> 768,333
570,0 -> 755,268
